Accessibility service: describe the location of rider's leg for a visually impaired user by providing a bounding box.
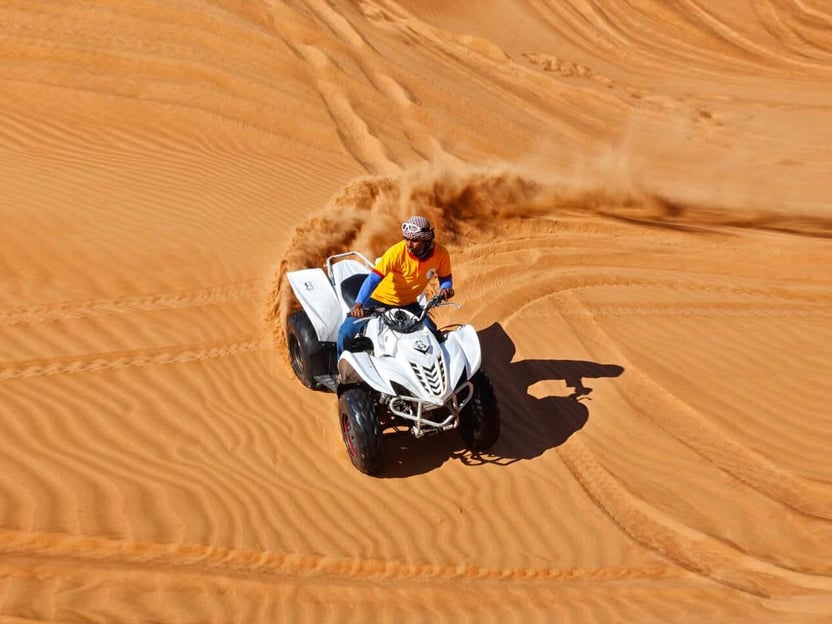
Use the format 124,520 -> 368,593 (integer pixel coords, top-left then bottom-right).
336,316 -> 361,359
336,297 -> 384,359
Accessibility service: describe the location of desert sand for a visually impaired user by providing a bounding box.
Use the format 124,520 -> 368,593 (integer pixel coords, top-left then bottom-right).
1,1 -> 831,621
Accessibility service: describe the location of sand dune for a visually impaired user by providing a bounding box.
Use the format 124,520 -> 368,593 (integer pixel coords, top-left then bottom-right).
1,1 -> 831,621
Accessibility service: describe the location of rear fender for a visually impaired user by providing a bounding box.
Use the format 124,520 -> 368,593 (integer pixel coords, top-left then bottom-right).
287,269 -> 342,343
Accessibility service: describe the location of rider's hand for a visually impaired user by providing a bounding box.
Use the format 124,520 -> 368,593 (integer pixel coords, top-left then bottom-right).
439,287 -> 455,300
350,302 -> 365,318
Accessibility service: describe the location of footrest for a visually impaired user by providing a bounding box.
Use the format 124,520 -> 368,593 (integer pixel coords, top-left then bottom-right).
314,374 -> 339,392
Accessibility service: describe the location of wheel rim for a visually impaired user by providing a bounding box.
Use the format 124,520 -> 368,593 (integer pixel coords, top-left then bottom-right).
341,411 -> 357,458
288,335 -> 304,376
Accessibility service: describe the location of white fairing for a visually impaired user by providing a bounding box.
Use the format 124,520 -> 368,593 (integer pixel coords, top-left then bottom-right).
286,268 -> 342,342
340,317 -> 482,407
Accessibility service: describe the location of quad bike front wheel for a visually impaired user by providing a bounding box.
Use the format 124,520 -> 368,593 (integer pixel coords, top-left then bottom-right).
339,388 -> 384,475
459,371 -> 500,451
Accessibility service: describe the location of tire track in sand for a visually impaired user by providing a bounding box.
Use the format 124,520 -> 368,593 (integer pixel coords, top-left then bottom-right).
0,338 -> 270,381
0,526 -> 682,585
558,440 -> 831,597
677,0 -> 832,71
459,261 -> 831,593
555,290 -> 832,521
485,272 -> 832,520
294,42 -> 399,176
285,1 -> 463,173
0,280 -> 267,327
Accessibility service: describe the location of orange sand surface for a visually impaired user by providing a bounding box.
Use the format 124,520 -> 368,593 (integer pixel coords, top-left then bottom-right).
1,1 -> 831,621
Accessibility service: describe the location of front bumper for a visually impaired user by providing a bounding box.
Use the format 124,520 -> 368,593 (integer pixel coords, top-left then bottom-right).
385,381 -> 474,438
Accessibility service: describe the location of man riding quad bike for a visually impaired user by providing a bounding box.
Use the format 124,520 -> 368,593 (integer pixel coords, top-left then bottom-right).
285,218 -> 500,475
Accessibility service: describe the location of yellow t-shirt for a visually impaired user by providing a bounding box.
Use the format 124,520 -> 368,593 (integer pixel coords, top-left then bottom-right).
370,241 -> 452,306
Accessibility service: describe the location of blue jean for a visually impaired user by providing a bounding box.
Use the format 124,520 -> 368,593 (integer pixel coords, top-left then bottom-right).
336,298 -> 437,358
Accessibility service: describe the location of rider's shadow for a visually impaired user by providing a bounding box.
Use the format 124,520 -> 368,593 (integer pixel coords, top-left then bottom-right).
381,322 -> 624,476
467,322 -> 624,464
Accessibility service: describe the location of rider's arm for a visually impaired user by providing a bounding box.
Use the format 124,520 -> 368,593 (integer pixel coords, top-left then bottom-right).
438,274 -> 454,299
438,247 -> 453,295
355,271 -> 383,306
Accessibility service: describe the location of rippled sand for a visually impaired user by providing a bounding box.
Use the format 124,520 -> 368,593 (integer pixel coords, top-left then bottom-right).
1,1 -> 831,621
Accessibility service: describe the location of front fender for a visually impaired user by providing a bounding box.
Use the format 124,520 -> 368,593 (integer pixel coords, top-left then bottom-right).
338,351 -> 396,396
443,324 -> 482,385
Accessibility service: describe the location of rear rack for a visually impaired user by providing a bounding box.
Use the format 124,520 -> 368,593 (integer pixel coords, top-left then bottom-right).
325,251 -> 375,277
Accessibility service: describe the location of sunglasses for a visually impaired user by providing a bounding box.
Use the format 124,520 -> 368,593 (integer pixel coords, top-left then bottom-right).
401,222 -> 433,235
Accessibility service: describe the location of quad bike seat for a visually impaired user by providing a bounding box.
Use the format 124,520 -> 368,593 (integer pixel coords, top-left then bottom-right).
340,273 -> 367,307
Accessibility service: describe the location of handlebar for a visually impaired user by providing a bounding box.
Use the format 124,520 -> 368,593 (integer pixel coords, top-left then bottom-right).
354,293 -> 458,328
421,292 -> 448,319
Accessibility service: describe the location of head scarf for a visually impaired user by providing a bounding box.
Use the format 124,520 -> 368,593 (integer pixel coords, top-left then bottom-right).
401,216 -> 435,259
401,216 -> 434,241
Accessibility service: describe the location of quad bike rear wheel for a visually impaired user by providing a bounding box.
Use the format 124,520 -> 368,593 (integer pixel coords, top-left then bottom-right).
459,371 -> 500,450
287,310 -> 328,389
339,387 -> 384,475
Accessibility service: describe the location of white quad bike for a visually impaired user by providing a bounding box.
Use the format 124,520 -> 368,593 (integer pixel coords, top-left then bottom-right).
285,251 -> 500,475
